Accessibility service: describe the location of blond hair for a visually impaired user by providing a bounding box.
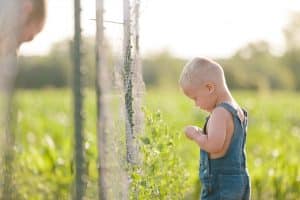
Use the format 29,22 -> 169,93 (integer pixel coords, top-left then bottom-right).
179,57 -> 226,88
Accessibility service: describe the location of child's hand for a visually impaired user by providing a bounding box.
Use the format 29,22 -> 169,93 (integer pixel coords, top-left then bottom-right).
184,126 -> 202,140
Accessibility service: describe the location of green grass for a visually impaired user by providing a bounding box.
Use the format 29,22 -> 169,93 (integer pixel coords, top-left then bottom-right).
3,89 -> 300,199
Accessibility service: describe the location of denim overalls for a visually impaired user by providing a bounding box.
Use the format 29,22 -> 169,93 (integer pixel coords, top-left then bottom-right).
199,102 -> 250,200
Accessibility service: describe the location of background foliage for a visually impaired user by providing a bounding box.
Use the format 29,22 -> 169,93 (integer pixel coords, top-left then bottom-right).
8,10 -> 300,200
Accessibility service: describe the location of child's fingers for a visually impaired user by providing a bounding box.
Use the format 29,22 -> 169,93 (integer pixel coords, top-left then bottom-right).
185,131 -> 195,140
184,126 -> 197,140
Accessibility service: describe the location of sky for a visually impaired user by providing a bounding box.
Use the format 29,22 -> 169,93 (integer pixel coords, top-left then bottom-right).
19,0 -> 300,59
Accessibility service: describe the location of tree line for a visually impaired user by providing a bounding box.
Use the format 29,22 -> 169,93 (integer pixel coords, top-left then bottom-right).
17,12 -> 300,91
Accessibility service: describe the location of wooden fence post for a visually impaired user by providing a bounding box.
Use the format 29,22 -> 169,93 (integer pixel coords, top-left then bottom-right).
73,0 -> 86,199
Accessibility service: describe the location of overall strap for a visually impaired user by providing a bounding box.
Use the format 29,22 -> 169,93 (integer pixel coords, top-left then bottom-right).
217,102 -> 245,129
217,102 -> 238,117
203,116 -> 210,135
242,109 -> 248,130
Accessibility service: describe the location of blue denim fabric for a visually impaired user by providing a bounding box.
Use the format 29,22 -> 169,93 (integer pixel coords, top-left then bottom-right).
199,103 -> 250,200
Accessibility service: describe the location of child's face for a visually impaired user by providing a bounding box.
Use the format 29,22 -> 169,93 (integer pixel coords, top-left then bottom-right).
182,83 -> 215,112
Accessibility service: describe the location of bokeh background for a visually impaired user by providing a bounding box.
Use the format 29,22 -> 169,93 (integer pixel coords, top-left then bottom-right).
10,0 -> 300,199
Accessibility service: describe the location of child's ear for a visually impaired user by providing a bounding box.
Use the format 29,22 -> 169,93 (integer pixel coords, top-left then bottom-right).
205,82 -> 215,93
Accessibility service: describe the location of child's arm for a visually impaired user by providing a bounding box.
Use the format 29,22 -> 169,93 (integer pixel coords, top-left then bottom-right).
184,107 -> 228,153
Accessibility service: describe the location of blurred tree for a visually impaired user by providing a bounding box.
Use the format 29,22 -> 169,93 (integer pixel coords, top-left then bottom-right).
219,41 -> 295,91
16,37 -> 98,89
17,56 -> 67,88
17,36 -> 119,90
282,12 -> 300,90
142,50 -> 185,88
15,10 -> 300,92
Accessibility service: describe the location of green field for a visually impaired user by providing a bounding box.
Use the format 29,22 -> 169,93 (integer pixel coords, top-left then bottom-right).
7,89 -> 300,199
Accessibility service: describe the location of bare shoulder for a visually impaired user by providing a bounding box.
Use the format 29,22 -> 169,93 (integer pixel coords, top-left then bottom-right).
210,106 -> 232,122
